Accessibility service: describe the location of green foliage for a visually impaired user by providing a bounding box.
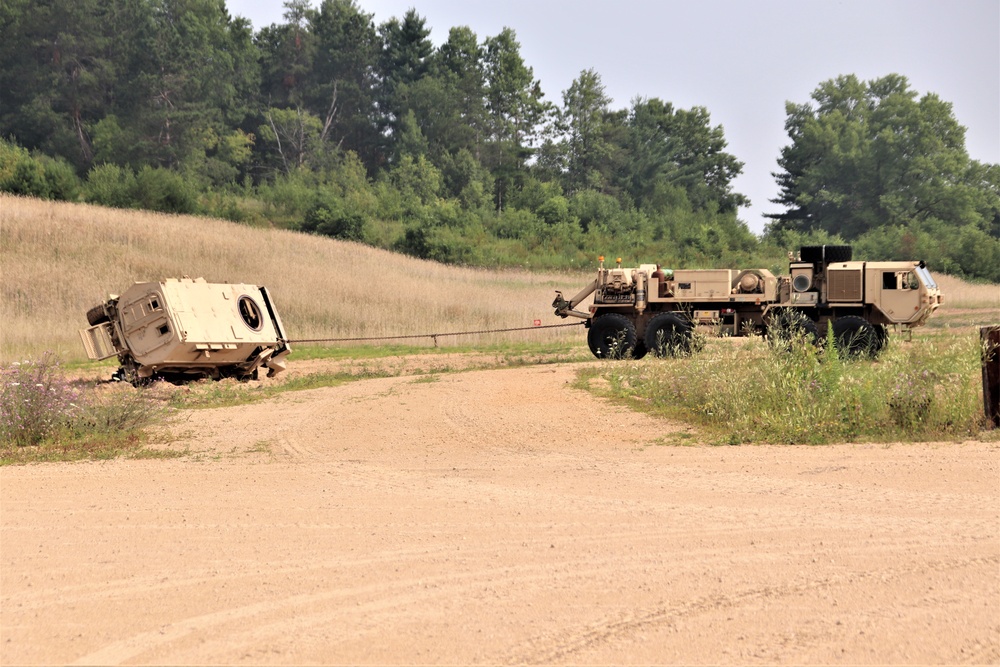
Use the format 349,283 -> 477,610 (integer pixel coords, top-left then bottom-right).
767,74 -> 998,279
2,1 -> 996,279
570,189 -> 622,232
590,333 -> 986,445
0,140 -> 81,200
84,163 -> 138,208
621,98 -> 748,214
559,69 -> 614,192
0,354 -> 166,459
536,195 -> 570,225
390,154 -> 443,206
132,166 -> 199,214
302,192 -> 366,240
851,219 -> 1000,282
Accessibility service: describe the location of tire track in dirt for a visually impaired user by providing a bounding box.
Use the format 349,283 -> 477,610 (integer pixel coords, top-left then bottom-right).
3,361 -> 998,665
503,554 -> 1000,665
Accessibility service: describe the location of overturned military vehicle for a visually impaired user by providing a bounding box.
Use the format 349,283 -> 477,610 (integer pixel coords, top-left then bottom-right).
79,278 -> 291,385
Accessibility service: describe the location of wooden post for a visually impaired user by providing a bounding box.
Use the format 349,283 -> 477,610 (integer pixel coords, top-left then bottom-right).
983,326 -> 1000,429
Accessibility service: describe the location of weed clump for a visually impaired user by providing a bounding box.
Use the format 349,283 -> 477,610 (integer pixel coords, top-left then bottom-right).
1,353 -> 169,463
1,353 -> 82,447
590,331 -> 988,445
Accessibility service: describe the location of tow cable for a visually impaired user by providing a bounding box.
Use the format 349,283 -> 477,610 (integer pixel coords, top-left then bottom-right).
283,321 -> 586,347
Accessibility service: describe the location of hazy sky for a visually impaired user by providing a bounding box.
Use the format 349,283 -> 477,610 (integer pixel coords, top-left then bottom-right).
226,0 -> 1000,234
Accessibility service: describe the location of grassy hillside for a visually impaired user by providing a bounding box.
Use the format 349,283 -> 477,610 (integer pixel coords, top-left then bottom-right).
2,195 -> 996,363
0,195 -> 590,362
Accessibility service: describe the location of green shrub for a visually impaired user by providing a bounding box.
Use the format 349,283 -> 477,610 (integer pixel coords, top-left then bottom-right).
37,155 -> 81,200
85,163 -> 138,208
258,170 -> 322,224
302,194 -> 366,241
569,189 -> 621,232
0,140 -> 80,200
133,166 -> 199,214
536,195 -> 571,225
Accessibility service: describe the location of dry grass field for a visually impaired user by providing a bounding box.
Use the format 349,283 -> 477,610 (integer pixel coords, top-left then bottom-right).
933,273 -> 1000,308
923,273 -> 1000,330
0,195 -> 588,362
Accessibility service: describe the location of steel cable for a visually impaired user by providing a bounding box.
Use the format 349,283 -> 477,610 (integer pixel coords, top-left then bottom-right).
284,321 -> 585,345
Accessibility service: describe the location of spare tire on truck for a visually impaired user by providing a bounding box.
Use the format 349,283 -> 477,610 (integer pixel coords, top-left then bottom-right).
800,245 -> 853,264
86,305 -> 109,326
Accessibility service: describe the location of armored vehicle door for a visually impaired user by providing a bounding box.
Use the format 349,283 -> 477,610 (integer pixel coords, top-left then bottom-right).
870,268 -> 922,323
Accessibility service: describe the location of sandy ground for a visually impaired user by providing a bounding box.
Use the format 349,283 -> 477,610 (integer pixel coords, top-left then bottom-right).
2,361 -> 998,665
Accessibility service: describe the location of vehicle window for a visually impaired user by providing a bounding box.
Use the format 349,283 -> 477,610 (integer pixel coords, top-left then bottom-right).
238,296 -> 263,331
916,267 -> 938,289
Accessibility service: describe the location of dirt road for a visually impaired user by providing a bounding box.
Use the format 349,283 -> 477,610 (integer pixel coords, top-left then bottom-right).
2,362 -> 998,665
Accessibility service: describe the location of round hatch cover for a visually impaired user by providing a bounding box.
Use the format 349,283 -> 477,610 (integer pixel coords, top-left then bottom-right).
238,295 -> 263,331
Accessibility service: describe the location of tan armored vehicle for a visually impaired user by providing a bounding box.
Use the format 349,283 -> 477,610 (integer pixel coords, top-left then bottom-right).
79,278 -> 291,384
553,245 -> 942,359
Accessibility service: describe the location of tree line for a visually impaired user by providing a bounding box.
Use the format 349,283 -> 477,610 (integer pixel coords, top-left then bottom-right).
2,0 -> 997,279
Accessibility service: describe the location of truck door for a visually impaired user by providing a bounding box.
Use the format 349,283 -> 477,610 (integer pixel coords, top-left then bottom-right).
875,270 -> 922,323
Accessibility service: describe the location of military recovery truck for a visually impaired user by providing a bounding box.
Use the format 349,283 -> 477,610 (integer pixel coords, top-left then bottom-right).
552,245 -> 942,359
79,278 -> 291,384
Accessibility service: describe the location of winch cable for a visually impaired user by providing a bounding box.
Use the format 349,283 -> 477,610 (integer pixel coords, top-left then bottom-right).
284,321 -> 586,346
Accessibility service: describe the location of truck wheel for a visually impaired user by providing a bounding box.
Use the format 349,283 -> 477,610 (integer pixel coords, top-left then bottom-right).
832,316 -> 877,359
587,313 -> 639,359
644,312 -> 692,357
874,324 -> 889,356
767,309 -> 819,349
86,304 -> 109,326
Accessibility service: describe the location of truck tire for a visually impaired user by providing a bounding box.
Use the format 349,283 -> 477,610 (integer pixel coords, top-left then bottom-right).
874,324 -> 889,355
587,313 -> 639,359
86,304 -> 109,326
800,245 -> 853,264
832,316 -> 877,359
767,309 -> 819,349
644,312 -> 693,357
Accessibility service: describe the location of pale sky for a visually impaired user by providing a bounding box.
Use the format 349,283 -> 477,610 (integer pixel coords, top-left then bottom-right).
227,0 -> 1000,234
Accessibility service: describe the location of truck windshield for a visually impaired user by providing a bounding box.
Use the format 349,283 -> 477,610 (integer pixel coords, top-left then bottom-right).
915,266 -> 937,289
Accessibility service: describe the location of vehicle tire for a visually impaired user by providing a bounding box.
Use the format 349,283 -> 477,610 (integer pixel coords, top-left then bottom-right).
86,304 -> 109,326
116,358 -> 149,387
873,324 -> 889,356
767,309 -> 819,349
800,245 -> 852,264
644,312 -> 693,357
832,316 -> 878,359
587,313 -> 639,359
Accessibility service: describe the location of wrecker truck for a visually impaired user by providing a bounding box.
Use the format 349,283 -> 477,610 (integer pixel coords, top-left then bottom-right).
552,245 -> 942,358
